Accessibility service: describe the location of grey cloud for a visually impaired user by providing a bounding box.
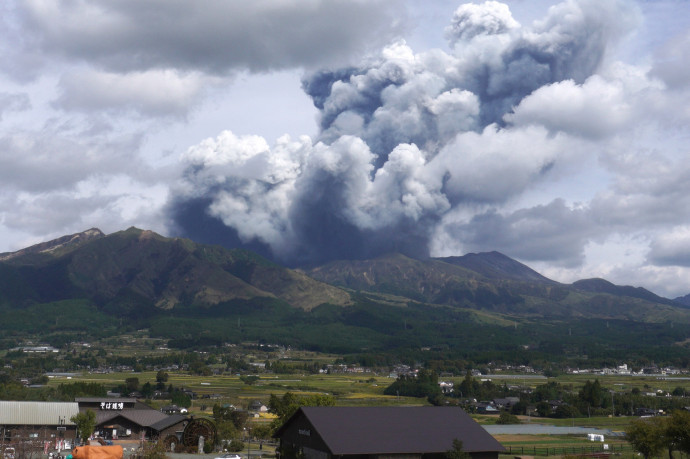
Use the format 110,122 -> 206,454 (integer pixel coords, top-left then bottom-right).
588,145 -> 690,230
647,230 -> 690,268
0,92 -> 30,120
16,0 -> 401,75
0,123 -> 143,192
651,29 -> 690,89
53,70 -> 209,117
442,199 -> 593,267
0,193 -> 113,235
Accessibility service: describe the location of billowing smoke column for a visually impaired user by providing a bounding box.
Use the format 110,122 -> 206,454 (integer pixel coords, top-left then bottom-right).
169,0 -> 635,266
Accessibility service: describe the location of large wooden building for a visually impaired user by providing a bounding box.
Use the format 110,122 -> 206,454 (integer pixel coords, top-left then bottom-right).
75,398 -> 187,440
274,406 -> 505,459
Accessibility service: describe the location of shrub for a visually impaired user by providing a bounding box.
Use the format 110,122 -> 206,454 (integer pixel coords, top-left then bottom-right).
228,440 -> 245,452
496,412 -> 520,425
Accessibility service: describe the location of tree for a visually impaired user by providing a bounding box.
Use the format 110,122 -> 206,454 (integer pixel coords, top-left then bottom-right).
240,375 -> 260,385
446,439 -> 470,459
71,410 -> 96,443
227,440 -> 245,452
171,390 -> 192,408
216,420 -> 238,442
554,404 -> 580,419
580,379 -> 603,408
496,412 -> 520,425
155,370 -> 169,390
141,382 -> 154,398
125,377 -> 139,393
252,424 -> 273,440
459,371 -> 479,398
666,410 -> 690,457
671,387 -> 685,397
269,392 -> 335,430
626,417 -> 667,459
383,369 -> 442,399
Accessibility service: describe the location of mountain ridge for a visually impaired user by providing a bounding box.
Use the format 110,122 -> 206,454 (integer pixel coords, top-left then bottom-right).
0,228 -> 105,263
1,228 -> 688,321
4,228 -> 690,362
0,227 -> 351,311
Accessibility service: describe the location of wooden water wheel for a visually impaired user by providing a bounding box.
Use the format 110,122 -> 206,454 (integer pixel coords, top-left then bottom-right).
182,417 -> 217,448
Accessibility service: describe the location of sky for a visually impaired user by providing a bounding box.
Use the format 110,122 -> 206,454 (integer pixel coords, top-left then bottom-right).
1,0 -> 690,298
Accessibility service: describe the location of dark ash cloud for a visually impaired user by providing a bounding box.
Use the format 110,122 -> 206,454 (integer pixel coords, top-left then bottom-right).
168,0 -> 641,267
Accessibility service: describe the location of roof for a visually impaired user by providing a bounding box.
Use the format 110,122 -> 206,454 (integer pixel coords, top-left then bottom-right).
0,401 -> 79,425
276,406 -> 505,456
95,409 -> 172,429
149,414 -> 188,431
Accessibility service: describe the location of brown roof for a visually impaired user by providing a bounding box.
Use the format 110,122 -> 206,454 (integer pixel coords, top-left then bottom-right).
149,414 -> 188,432
96,410 -> 170,428
276,406 -> 505,456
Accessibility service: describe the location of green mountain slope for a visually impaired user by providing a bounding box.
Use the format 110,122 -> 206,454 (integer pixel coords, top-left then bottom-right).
3,228 -> 690,365
0,227 -> 350,311
304,252 -> 690,323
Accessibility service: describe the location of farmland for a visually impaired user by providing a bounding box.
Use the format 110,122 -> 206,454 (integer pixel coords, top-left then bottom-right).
6,335 -> 690,458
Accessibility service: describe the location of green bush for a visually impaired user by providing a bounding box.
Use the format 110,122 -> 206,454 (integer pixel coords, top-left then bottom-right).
496,412 -> 520,425
228,440 -> 245,452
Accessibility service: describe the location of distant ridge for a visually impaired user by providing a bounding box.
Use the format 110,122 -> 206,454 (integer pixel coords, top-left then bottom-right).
572,278 -> 679,307
436,251 -> 557,284
2,228 -> 690,324
0,228 -> 104,262
675,293 -> 690,307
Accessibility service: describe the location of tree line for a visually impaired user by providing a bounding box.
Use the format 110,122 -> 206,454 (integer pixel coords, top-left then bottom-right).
627,410 -> 690,459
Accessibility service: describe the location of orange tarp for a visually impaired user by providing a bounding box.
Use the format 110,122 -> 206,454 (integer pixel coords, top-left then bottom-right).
71,446 -> 123,459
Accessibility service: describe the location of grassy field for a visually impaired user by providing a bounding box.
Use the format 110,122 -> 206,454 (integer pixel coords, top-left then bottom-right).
491,432 -> 639,458
46,366 -> 690,418
46,370 -> 426,414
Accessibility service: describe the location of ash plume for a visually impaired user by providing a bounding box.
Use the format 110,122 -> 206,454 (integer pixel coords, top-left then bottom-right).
169,0 -> 636,266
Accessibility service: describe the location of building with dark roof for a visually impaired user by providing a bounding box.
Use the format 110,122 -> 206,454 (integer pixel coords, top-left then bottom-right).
75,398 -> 187,441
274,406 -> 505,459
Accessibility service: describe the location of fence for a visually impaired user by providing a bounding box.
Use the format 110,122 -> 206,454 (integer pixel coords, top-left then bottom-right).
505,444 -> 633,456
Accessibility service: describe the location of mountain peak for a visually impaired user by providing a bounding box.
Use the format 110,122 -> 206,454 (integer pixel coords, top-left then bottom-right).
0,228 -> 105,262
573,278 -> 677,306
436,251 -> 556,284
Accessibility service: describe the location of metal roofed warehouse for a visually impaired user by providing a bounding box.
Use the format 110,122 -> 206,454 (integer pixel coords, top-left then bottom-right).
0,401 -> 79,447
274,406 -> 505,459
0,401 -> 79,426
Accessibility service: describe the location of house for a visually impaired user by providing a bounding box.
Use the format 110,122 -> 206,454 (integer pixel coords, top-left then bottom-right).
161,405 -> 185,415
492,397 -> 519,410
249,400 -> 268,413
274,406 -> 505,459
473,402 -> 499,414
